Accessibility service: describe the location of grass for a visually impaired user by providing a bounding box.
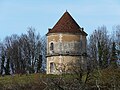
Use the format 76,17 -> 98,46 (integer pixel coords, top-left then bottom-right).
0,73 -> 81,90
0,68 -> 119,90
0,74 -> 46,90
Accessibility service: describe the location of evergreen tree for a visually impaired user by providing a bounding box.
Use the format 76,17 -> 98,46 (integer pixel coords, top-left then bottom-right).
102,47 -> 109,68
0,55 -> 5,75
110,42 -> 118,68
37,55 -> 42,73
98,41 -> 102,68
5,58 -> 10,75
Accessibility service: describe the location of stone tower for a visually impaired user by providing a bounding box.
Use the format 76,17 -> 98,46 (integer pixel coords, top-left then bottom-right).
46,11 -> 87,74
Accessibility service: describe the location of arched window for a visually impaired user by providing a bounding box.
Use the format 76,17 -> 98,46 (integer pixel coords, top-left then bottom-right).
50,42 -> 54,51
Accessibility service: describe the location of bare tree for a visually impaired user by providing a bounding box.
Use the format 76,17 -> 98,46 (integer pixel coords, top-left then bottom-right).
41,35 -> 47,72
0,43 -> 5,75
115,25 -> 120,66
88,26 -> 111,69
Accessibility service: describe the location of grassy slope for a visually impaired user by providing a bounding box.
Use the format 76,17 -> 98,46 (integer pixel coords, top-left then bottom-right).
0,74 -> 47,90
0,68 -> 119,90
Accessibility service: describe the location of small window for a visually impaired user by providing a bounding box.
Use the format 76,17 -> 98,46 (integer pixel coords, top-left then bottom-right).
50,62 -> 55,73
50,42 -> 54,51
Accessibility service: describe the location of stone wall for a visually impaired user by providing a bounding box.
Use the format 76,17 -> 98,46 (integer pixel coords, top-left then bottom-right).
46,56 -> 86,74
47,33 -> 86,54
46,33 -> 87,74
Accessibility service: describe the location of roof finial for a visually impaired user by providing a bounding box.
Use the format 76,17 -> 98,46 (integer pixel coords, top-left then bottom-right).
66,10 -> 68,12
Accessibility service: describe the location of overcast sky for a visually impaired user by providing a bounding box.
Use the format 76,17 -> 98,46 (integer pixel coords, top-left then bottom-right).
0,0 -> 120,40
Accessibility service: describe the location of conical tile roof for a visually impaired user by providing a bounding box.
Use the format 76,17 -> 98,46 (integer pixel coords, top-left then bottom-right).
47,11 -> 87,36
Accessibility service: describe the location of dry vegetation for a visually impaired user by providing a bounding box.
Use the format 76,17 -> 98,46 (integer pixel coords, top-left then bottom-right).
0,67 -> 119,90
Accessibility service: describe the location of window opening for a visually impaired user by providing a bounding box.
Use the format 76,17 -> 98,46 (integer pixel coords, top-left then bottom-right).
50,62 -> 55,73
50,42 -> 54,51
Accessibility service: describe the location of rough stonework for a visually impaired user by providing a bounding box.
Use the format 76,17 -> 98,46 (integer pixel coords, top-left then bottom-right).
46,11 -> 87,74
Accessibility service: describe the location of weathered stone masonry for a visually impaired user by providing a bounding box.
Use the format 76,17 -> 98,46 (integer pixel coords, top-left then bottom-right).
46,11 -> 87,74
